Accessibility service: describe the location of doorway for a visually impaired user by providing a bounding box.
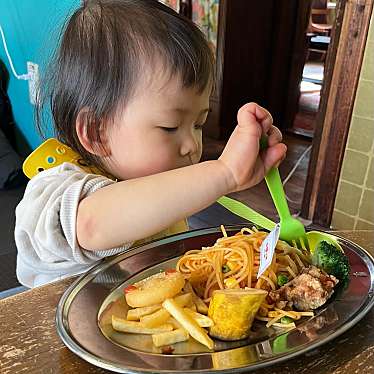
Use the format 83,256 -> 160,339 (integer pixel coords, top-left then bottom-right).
302,0 -> 373,226
291,0 -> 337,139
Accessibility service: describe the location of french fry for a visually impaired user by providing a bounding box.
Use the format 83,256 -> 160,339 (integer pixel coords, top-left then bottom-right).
184,282 -> 208,314
183,308 -> 214,327
162,298 -> 214,350
152,328 -> 189,347
112,316 -> 173,334
140,308 -> 170,327
188,303 -> 197,312
195,295 -> 208,313
127,304 -> 161,320
183,294 -> 197,310
139,293 -> 193,327
174,293 -> 192,307
167,317 -> 183,329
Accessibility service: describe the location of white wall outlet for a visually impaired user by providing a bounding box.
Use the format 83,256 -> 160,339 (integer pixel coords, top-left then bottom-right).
27,61 -> 40,105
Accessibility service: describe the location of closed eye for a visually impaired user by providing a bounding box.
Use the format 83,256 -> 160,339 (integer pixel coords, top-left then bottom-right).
159,126 -> 178,133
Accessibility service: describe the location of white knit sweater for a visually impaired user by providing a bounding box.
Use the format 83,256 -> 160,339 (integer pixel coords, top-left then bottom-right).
15,163 -> 132,288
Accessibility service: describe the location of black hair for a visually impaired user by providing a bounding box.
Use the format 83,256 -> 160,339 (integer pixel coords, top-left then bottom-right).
37,0 -> 215,170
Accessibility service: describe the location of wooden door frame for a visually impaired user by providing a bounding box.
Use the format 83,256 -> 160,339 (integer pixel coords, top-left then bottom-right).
301,0 -> 373,226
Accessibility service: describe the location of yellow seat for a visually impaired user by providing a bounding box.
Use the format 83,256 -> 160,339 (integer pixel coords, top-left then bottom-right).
23,138 -> 102,179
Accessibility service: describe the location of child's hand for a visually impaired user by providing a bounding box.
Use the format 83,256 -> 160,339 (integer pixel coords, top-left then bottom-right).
218,103 -> 287,192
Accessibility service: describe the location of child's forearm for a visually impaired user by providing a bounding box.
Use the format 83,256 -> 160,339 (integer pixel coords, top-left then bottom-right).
76,160 -> 234,250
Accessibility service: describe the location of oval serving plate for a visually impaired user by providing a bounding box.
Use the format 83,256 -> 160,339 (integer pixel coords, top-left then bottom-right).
56,225 -> 374,373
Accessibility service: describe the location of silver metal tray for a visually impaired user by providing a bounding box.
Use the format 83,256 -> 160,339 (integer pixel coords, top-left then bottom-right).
56,226 -> 374,373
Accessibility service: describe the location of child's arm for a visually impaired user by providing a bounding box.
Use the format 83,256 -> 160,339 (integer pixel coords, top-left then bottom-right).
76,103 -> 286,251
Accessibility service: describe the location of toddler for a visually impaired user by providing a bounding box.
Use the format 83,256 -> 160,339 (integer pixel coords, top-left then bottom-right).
15,0 -> 286,287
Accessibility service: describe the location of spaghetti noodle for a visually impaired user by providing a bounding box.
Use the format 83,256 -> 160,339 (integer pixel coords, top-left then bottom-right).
176,226 -> 313,328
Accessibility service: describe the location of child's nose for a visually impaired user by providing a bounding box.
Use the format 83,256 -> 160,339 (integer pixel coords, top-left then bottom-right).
180,132 -> 199,157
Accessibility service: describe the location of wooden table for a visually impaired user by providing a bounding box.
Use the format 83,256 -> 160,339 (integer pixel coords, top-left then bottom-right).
1,230 -> 373,374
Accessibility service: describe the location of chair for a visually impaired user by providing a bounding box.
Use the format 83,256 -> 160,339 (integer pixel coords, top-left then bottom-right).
307,0 -> 335,62
309,0 -> 333,36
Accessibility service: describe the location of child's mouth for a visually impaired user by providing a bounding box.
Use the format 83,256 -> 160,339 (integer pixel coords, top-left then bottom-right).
188,154 -> 194,165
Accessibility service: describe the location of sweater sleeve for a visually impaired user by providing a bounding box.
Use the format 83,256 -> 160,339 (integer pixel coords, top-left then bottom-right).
15,163 -> 132,287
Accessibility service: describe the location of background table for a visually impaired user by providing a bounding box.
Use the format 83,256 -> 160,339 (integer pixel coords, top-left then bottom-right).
1,230 -> 373,374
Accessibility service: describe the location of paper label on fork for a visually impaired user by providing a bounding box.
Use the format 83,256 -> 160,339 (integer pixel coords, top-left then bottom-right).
257,224 -> 280,279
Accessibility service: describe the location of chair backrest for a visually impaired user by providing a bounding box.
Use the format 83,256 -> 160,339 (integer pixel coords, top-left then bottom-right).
312,0 -> 328,9
311,0 -> 329,23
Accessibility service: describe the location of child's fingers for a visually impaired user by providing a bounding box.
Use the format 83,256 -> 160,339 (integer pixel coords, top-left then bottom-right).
236,104 -> 262,137
266,125 -> 283,147
236,103 -> 273,136
262,143 -> 287,173
256,106 -> 273,134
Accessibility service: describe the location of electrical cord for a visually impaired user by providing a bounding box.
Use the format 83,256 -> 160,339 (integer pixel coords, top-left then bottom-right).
0,24 -> 30,80
282,144 -> 313,204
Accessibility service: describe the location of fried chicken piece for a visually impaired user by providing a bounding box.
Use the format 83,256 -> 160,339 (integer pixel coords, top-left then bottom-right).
269,266 -> 338,311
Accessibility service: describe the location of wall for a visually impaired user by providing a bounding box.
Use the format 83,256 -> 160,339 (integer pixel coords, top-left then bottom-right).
331,13 -> 374,230
0,0 -> 79,156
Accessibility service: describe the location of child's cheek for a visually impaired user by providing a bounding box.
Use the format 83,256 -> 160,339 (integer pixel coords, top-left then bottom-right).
127,148 -> 176,177
145,149 -> 177,173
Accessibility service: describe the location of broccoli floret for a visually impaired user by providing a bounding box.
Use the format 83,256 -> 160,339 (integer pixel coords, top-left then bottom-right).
311,240 -> 350,288
277,274 -> 289,287
280,316 -> 294,324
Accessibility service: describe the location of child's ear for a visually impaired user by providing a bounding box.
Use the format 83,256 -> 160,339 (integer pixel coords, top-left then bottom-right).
75,108 -> 111,156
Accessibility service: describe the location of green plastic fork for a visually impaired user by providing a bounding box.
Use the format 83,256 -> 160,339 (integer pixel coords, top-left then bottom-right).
259,135 -> 308,249
264,167 -> 308,249
216,195 -> 343,253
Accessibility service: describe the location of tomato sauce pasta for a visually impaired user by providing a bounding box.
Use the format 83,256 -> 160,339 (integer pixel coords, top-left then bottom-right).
176,226 -> 314,328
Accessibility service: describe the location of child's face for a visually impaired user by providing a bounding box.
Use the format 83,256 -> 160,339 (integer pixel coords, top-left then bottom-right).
104,74 -> 211,180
